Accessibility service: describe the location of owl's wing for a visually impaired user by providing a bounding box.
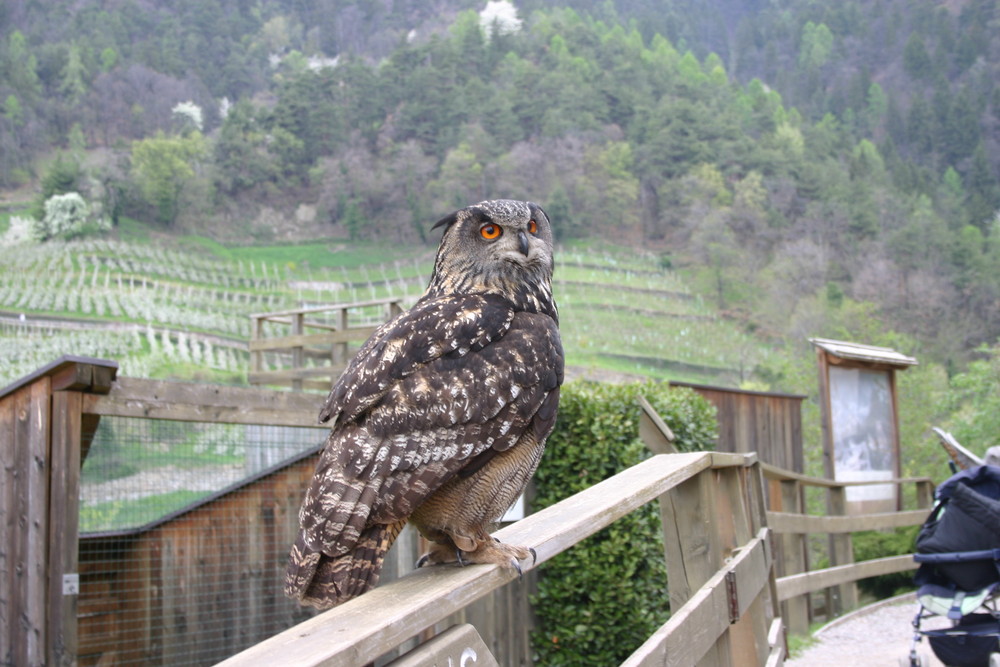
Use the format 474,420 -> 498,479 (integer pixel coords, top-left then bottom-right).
318,293 -> 516,425
299,295 -> 563,558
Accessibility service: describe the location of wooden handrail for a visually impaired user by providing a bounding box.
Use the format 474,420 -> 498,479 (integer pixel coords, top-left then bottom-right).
761,461 -> 932,489
766,509 -> 928,534
764,460 -> 934,630
776,555 -> 915,601
216,452 -> 764,667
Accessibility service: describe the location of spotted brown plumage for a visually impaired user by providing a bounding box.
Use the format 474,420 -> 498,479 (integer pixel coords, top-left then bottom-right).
284,199 -> 563,608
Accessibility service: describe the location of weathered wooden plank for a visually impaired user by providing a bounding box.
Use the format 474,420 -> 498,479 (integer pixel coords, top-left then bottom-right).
21,378 -> 51,666
48,391 -> 83,667
82,378 -> 328,426
776,480 -> 810,636
775,554 -> 916,601
0,356 -> 118,400
826,486 -> 857,613
82,397 -> 324,427
622,531 -> 771,667
91,377 -> 324,412
386,624 -> 499,667
638,395 -> 677,454
764,618 -> 786,667
766,509 -> 928,534
0,391 -> 14,665
760,462 -> 931,489
215,453 -> 727,667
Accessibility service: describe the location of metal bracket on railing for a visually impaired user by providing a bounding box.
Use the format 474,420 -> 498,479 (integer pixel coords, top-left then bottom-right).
725,570 -> 739,624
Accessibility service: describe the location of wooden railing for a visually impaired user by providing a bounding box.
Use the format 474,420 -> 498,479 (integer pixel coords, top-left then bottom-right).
249,298 -> 404,390
2,356 -> 938,667
762,464 -> 934,635
218,450 -> 784,667
221,452 -> 784,667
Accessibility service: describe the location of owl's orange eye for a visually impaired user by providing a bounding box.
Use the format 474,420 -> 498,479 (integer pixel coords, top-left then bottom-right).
528,219 -> 538,234
480,224 -> 502,240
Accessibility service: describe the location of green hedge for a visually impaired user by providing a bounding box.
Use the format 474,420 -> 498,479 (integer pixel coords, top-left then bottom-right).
530,381 -> 718,666
853,526 -> 920,598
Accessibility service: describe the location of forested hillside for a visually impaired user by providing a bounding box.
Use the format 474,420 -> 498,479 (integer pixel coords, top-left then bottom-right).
2,0 -> 999,372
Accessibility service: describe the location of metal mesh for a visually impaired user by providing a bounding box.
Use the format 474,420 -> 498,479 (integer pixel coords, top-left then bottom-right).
77,416 -> 326,666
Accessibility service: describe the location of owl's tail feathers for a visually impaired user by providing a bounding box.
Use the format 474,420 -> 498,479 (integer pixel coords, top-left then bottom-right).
284,519 -> 407,609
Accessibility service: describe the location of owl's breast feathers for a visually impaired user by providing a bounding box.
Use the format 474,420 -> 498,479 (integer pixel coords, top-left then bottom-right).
298,291 -> 563,560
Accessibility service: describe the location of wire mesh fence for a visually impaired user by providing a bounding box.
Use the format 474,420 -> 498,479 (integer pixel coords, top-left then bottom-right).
77,415 -> 326,666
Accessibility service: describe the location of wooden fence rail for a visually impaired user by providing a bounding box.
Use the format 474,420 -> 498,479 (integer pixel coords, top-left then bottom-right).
1,356 -> 940,667
762,463 -> 934,635
249,298 -> 404,391
218,451 -> 783,667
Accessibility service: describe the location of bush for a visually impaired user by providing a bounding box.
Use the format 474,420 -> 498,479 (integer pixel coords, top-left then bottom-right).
530,381 -> 717,666
853,526 -> 920,599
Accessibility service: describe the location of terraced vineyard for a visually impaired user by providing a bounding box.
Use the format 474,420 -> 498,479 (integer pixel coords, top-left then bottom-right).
0,236 -> 774,388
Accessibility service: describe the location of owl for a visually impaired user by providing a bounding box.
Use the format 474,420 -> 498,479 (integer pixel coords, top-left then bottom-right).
285,199 -> 564,609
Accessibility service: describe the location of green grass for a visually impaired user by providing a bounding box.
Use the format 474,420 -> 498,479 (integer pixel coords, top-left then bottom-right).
181,235 -> 432,270
1,222 -> 781,393
80,490 -> 207,532
113,215 -> 154,243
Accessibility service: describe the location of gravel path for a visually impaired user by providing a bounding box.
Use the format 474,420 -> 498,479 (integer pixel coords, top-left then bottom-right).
786,595 -> 950,666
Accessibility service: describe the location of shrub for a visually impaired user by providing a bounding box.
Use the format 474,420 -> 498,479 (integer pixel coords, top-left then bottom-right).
853,526 -> 920,599
530,381 -> 717,666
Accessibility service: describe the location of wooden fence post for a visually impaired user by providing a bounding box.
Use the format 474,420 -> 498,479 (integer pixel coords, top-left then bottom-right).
659,459 -> 774,666
291,312 -> 305,391
48,391 -> 82,666
826,485 -> 857,615
915,480 -> 934,510
1,356 -> 117,667
251,316 -> 264,378
333,307 -> 349,368
776,479 -> 809,636
660,468 -> 725,665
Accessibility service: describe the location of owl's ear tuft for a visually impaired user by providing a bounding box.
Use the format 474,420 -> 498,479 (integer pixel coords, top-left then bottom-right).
431,211 -> 459,232
529,202 -> 549,225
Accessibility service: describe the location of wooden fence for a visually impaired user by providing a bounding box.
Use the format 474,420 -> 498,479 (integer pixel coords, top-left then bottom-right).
249,298 -> 404,391
0,356 -> 534,667
1,355 -> 937,666
218,451 -> 784,667
670,382 -> 806,474
762,464 -> 934,635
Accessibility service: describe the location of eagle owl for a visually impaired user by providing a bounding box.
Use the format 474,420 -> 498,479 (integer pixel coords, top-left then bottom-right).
285,199 -> 564,608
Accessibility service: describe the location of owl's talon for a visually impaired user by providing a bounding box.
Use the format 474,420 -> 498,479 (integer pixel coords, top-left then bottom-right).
456,549 -> 467,567
511,559 -> 523,579
416,554 -> 430,568
529,547 -> 537,565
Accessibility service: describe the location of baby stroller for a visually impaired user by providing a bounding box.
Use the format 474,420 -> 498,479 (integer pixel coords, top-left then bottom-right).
905,465 -> 1000,667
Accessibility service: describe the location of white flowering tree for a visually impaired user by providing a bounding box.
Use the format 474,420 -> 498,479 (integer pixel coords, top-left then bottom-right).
172,101 -> 203,134
479,0 -> 522,38
0,216 -> 37,246
35,192 -> 111,241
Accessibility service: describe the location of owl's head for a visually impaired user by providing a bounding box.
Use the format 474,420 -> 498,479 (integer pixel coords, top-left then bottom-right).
426,199 -> 556,312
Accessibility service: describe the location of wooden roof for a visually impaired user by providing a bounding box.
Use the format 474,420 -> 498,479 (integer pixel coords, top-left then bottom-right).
809,337 -> 918,369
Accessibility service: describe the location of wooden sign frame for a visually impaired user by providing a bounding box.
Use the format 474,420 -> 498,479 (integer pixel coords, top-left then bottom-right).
810,338 -> 917,514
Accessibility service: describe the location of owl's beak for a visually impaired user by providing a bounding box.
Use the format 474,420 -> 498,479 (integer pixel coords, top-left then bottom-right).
517,230 -> 530,256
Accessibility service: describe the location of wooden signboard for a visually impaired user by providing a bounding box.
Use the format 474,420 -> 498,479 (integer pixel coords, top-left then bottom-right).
811,338 -> 917,514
